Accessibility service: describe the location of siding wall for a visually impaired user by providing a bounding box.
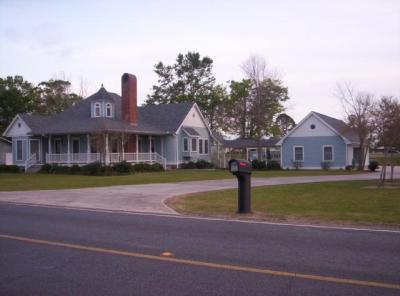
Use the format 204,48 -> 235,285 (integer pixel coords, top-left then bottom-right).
0,141 -> 12,164
281,136 -> 347,169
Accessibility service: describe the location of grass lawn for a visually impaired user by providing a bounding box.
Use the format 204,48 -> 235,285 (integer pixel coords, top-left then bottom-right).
0,169 -> 366,191
167,180 -> 400,226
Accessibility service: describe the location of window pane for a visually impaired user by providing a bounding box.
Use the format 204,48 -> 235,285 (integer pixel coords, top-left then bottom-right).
294,147 -> 303,161
324,146 -> 333,161
17,141 -> 22,160
191,139 -> 197,151
183,138 -> 188,151
205,140 -> 209,154
199,139 -> 203,154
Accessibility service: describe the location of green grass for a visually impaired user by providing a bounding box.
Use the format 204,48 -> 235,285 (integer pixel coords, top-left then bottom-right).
0,169 -> 365,192
167,180 -> 400,225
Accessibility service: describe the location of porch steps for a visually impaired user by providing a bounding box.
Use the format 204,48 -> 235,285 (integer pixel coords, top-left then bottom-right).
26,164 -> 42,173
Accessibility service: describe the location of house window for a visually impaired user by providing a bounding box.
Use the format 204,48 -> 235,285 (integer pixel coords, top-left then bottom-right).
94,103 -> 101,117
106,103 -> 112,117
204,139 -> 209,154
183,138 -> 189,152
191,138 -> 197,152
199,139 -> 203,154
16,140 -> 23,161
323,145 -> 333,161
294,146 -> 304,161
54,139 -> 61,154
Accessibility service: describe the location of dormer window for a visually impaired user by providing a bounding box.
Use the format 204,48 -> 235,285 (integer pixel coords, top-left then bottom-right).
106,103 -> 112,117
94,103 -> 101,117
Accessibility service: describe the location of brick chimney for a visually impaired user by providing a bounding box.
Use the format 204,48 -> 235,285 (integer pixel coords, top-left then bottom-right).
121,73 -> 137,125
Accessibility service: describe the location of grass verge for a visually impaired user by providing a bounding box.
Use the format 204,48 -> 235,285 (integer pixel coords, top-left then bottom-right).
166,180 -> 400,226
0,169 -> 366,192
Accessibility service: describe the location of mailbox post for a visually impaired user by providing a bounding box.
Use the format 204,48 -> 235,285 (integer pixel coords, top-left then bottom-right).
228,159 -> 252,213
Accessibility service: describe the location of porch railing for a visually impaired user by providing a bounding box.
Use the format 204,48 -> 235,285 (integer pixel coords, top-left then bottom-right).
45,152 -> 166,168
46,153 -> 101,164
25,153 -> 37,172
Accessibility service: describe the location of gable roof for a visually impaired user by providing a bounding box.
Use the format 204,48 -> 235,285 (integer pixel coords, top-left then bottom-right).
276,111 -> 359,145
0,136 -> 11,145
7,87 -> 195,136
223,137 -> 280,149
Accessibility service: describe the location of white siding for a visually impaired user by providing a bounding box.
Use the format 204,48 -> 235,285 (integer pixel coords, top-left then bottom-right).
290,114 -> 335,137
5,117 -> 31,137
181,106 -> 206,128
347,145 -> 354,165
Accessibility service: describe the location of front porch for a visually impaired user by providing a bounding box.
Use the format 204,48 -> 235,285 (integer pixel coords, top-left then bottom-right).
25,133 -> 167,170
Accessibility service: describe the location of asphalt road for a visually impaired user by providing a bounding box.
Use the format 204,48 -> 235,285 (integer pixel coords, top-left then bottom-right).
1,203 -> 399,296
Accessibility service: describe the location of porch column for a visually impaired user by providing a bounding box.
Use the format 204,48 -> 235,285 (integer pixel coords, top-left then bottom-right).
121,135 -> 125,161
136,135 -> 139,161
105,134 -> 109,165
48,135 -> 52,163
149,135 -> 153,162
67,135 -> 71,165
86,134 -> 90,163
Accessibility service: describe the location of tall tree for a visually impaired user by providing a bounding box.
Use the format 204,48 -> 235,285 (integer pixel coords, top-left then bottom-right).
36,79 -> 82,115
335,82 -> 375,171
373,96 -> 400,184
0,76 -> 39,134
273,113 -> 296,136
222,56 -> 290,138
145,52 -> 225,130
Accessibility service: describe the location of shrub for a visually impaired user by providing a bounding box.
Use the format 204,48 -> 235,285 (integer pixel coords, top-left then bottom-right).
39,164 -> 53,173
0,164 -> 21,173
112,161 -> 132,174
345,165 -> 353,171
195,159 -> 213,169
251,159 -> 266,170
292,160 -> 303,170
69,164 -> 81,174
132,163 -> 153,172
368,160 -> 379,172
266,160 -> 281,170
180,161 -> 197,169
51,164 -> 71,174
81,162 -> 103,176
320,161 -> 332,170
150,163 -> 164,171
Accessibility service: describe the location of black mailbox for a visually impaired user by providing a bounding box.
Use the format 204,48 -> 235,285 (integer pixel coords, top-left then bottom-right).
228,159 -> 252,213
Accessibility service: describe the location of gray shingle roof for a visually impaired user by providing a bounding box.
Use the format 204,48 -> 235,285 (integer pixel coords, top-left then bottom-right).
19,87 -> 195,135
223,137 -> 280,149
182,127 -> 200,137
313,112 -> 360,144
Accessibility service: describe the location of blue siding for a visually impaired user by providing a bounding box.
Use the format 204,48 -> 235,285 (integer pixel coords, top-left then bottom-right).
282,136 -> 347,169
178,127 -> 211,163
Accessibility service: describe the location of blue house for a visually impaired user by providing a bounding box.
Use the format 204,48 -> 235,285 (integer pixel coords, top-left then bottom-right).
277,111 -> 369,169
2,73 -> 215,170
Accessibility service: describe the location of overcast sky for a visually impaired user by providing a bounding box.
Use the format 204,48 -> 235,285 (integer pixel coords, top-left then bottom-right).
1,0 -> 399,122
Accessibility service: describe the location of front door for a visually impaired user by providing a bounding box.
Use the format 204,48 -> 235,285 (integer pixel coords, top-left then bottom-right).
30,139 -> 40,162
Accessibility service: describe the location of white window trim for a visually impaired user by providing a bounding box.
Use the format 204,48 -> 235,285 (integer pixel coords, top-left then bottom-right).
16,140 -> 23,161
54,138 -> 62,154
94,103 -> 101,117
293,145 -> 304,162
105,103 -> 113,118
191,138 -> 198,152
183,137 -> 189,152
322,145 -> 334,162
72,137 -> 80,154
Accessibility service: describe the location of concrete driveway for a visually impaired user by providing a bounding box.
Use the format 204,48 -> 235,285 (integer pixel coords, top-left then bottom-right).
0,168 -> 398,214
